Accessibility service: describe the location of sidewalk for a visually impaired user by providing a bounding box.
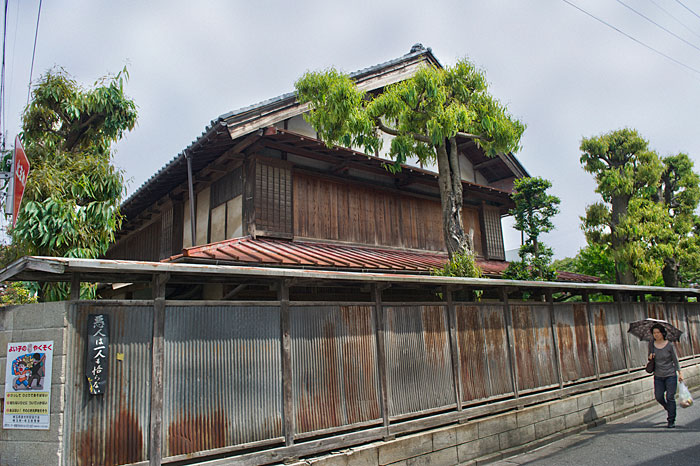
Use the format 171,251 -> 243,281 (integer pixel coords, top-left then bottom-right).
491,389 -> 700,466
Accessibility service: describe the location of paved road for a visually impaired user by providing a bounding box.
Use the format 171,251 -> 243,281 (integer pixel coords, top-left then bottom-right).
492,389 -> 700,466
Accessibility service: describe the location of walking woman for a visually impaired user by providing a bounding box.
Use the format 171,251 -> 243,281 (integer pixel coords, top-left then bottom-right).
648,323 -> 683,428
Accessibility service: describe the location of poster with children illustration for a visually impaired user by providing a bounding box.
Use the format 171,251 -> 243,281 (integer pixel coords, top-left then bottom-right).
3,341 -> 53,430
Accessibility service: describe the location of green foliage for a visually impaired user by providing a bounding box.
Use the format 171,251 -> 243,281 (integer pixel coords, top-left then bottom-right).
296,59 -> 524,258
502,177 -> 560,281
432,250 -> 482,278
8,67 -> 137,300
579,129 -> 700,286
296,61 -> 524,170
554,244 -> 616,284
653,153 -> 700,286
0,282 -> 38,306
579,129 -> 664,284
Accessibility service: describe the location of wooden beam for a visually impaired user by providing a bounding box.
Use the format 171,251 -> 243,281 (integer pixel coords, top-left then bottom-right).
445,287 -> 463,410
547,290 -> 564,389
472,158 -> 502,170
372,284 -> 391,439
149,273 -> 168,466
279,280 -> 294,446
501,288 -> 519,398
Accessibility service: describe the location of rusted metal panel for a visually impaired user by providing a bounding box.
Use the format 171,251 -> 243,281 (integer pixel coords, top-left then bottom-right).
589,303 -> 627,374
290,305 -> 381,434
621,302 -> 649,370
554,303 -> 596,383
162,305 -> 282,458
648,303 -> 693,358
687,304 -> 700,355
455,304 -> 512,402
510,304 -> 558,391
69,303 -> 152,466
384,305 -> 455,416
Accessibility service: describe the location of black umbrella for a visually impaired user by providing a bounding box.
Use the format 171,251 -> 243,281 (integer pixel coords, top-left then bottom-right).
628,318 -> 683,342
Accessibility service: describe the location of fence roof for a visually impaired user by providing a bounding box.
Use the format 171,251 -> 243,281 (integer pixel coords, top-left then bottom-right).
1,256 -> 698,297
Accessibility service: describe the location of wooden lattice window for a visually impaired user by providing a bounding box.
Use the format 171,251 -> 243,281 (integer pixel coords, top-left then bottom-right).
482,205 -> 505,260
255,161 -> 292,236
160,206 -> 173,260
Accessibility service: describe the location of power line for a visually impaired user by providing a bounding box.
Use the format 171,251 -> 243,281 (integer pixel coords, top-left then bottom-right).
560,0 -> 700,77
1,0 -> 8,151
27,0 -> 42,106
617,0 -> 700,54
675,0 -> 700,22
649,0 -> 700,42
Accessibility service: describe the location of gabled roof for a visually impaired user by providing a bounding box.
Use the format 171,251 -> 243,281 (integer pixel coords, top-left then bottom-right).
166,236 -> 600,283
121,45 -> 441,220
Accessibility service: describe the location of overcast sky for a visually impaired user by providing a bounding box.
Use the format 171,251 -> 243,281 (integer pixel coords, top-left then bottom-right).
3,0 -> 700,259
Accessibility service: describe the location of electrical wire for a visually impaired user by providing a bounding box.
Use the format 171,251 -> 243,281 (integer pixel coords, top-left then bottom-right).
617,0 -> 700,54
675,0 -> 700,22
1,0 -> 8,151
27,0 -> 42,106
560,0 -> 700,77
649,0 -> 700,42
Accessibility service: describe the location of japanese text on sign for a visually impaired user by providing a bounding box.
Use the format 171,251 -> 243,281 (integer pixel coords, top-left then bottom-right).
86,314 -> 109,395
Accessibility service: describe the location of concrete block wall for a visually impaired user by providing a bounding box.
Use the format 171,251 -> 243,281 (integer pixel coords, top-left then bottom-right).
0,302 -> 69,466
284,361 -> 700,466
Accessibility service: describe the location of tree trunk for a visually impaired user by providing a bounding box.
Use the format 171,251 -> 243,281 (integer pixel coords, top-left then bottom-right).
436,139 -> 472,259
662,257 -> 679,288
610,194 -> 636,285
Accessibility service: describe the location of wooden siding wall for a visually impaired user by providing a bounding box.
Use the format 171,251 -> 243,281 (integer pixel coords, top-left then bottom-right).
107,218 -> 162,261
293,172 -> 485,254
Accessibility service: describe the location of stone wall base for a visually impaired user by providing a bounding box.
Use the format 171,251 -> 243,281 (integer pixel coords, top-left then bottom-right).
282,362 -> 700,466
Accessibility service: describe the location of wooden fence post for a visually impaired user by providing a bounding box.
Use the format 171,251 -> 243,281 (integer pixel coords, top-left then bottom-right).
444,287 -> 463,410
583,292 -> 601,380
149,273 -> 167,466
615,292 -> 631,373
279,280 -> 294,447
546,290 -> 564,389
372,284 -> 391,439
501,288 -> 519,399
70,273 -> 80,301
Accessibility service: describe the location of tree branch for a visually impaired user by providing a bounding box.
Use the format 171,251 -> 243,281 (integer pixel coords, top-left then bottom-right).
374,118 -> 432,144
455,131 -> 487,141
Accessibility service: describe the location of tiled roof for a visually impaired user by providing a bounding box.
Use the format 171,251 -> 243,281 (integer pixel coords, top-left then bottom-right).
120,45 -> 440,218
166,237 -> 599,283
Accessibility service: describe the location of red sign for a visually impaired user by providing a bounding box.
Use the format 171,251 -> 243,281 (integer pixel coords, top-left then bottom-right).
12,136 -> 30,227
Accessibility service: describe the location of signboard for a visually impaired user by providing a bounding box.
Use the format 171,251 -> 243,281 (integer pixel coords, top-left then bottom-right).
3,341 -> 54,430
11,135 -> 30,226
86,314 -> 109,395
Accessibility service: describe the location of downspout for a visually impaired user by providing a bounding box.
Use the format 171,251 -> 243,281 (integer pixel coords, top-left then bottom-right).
185,151 -> 196,245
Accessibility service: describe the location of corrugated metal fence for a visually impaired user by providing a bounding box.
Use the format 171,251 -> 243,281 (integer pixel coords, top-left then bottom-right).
66,298 -> 700,465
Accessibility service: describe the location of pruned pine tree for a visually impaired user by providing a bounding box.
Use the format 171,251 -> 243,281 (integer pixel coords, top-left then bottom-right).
502,177 -> 560,281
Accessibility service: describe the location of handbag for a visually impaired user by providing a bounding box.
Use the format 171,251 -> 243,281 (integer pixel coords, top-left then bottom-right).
645,344 -> 655,374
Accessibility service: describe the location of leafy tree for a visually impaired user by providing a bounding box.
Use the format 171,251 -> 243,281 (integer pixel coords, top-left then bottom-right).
0,282 -> 38,306
6,68 -> 137,300
432,250 -> 482,278
554,244 -> 616,284
502,177 -> 560,281
580,129 -> 663,284
653,153 -> 700,287
295,59 -> 524,273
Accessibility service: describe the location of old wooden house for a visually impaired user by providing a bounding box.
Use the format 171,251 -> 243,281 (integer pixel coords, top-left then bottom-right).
106,45 -> 590,298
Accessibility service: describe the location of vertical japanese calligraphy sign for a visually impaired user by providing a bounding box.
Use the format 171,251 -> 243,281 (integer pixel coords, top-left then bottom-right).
86,314 -> 109,395
3,341 -> 54,430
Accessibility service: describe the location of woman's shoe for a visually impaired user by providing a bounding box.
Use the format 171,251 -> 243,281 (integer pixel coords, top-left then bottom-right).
667,421 -> 675,428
